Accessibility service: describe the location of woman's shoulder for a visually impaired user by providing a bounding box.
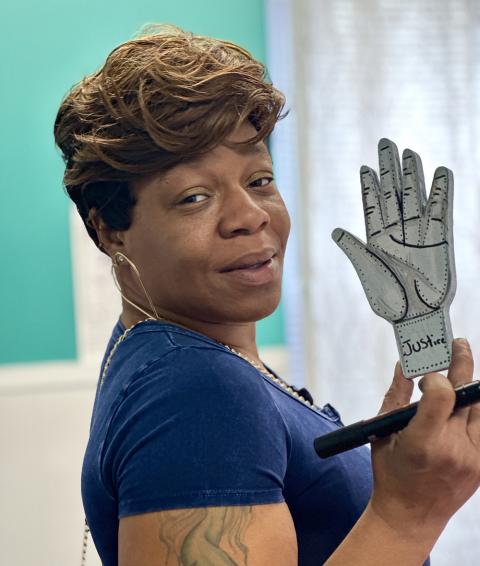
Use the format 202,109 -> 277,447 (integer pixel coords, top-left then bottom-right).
112,318 -> 228,350
94,319 -> 289,444
103,319 -> 270,398
113,318 -> 233,367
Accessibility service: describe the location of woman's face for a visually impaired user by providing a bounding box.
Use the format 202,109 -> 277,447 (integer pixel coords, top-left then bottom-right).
120,121 -> 291,325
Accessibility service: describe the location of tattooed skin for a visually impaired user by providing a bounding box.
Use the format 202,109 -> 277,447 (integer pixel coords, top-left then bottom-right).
156,506 -> 254,565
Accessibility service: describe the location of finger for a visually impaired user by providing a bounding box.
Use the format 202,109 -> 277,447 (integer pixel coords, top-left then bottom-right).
378,138 -> 403,228
401,149 -> 427,244
408,372 -> 455,436
331,228 -> 407,321
467,399 -> 480,442
422,166 -> 453,246
448,338 -> 474,387
361,165 -> 384,240
378,362 -> 414,414
448,338 -> 474,422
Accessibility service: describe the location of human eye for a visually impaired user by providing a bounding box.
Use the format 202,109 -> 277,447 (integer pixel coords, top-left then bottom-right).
249,175 -> 275,189
179,193 -> 209,205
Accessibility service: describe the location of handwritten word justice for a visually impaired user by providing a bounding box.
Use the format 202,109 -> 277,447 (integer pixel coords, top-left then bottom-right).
402,335 -> 446,357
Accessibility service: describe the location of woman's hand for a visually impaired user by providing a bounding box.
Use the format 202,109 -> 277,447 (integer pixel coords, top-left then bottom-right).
370,337 -> 480,541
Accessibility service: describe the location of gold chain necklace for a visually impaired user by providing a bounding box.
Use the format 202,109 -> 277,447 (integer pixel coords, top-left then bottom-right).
221,344 -> 313,407
100,319 -> 312,407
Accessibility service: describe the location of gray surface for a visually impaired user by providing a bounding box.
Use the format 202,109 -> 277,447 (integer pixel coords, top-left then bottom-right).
333,139 -> 456,377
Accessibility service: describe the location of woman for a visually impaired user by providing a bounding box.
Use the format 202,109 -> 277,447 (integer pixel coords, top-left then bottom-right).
54,25 -> 480,566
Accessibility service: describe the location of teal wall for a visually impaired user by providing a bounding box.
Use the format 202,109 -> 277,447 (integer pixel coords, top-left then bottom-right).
1,0 -> 284,365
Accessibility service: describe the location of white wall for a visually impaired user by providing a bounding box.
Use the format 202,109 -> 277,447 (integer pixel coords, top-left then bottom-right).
0,363 -> 101,566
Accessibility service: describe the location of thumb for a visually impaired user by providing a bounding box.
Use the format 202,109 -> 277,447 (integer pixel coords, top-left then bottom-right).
378,362 -> 414,414
331,227 -> 366,251
331,228 -> 407,321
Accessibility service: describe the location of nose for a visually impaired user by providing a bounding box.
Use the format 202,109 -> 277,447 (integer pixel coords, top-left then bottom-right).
218,186 -> 270,238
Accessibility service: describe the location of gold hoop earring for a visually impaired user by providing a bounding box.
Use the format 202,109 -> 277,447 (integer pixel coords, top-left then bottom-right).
111,252 -> 160,320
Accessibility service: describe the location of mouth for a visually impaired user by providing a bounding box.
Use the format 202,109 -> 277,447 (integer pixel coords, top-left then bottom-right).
219,254 -> 278,286
219,250 -> 277,273
223,257 -> 275,272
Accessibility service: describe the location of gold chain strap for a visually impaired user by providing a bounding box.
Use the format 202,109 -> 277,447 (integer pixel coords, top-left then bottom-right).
80,519 -> 89,566
80,318 -> 152,566
100,318 -> 155,387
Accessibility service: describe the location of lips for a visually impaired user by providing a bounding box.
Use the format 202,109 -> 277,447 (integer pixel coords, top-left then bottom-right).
219,249 -> 277,272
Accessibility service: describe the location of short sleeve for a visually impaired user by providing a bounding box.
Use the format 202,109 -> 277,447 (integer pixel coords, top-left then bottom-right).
101,346 -> 290,518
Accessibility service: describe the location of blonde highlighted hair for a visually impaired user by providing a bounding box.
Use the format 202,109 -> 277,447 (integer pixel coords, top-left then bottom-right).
54,24 -> 286,247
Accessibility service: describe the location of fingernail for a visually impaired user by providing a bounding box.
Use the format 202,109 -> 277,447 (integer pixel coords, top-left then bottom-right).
454,337 -> 470,347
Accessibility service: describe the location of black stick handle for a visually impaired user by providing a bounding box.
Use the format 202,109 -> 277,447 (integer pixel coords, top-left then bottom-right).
314,380 -> 480,459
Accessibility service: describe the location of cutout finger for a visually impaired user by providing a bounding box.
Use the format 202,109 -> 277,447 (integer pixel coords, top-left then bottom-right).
332,228 -> 407,321
378,138 -> 402,228
402,148 -> 427,244
423,167 -> 453,245
361,165 -> 384,240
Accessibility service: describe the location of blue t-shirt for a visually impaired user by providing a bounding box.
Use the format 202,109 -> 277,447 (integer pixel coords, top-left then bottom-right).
82,319 -> 374,565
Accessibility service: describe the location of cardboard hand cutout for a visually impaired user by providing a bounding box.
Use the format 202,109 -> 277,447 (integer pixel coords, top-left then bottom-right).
332,139 -> 456,377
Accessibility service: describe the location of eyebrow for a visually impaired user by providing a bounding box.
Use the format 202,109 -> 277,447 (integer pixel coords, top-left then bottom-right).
154,142 -> 273,198
235,142 -> 274,166
237,142 -> 269,155
183,141 -> 271,170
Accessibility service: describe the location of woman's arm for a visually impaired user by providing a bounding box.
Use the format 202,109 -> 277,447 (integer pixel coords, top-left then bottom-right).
324,502 -> 436,565
119,499 -> 433,566
119,339 -> 479,565
326,338 -> 480,565
119,502 -> 298,566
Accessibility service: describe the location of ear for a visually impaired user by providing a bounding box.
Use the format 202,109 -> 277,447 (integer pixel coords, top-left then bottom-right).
86,208 -> 125,256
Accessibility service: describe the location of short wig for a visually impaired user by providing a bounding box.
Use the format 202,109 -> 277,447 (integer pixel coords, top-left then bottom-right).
54,24 -> 286,248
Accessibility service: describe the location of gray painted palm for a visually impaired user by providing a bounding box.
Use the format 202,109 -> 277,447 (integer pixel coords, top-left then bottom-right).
333,138 -> 456,377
